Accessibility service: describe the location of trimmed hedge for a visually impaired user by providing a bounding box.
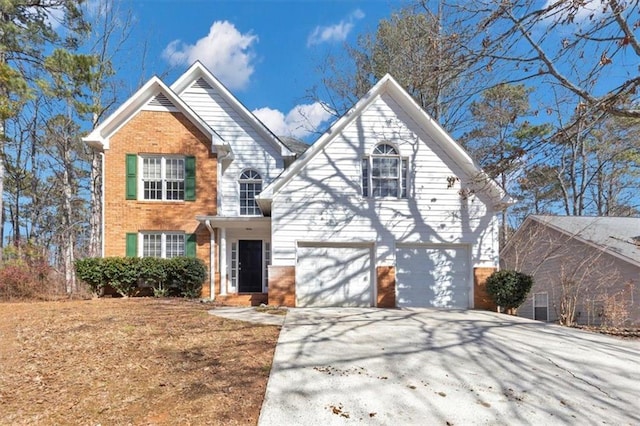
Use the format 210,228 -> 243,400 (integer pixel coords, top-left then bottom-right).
75,256 -> 207,298
485,269 -> 533,312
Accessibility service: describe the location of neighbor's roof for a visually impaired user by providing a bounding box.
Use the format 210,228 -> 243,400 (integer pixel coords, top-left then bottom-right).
530,215 -> 640,266
278,136 -> 310,156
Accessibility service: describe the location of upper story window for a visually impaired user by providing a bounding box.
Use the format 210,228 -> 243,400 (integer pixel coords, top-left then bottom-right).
142,156 -> 185,200
239,169 -> 262,215
125,154 -> 195,202
362,143 -> 408,198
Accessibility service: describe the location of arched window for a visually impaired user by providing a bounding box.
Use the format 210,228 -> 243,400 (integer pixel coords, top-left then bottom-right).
239,169 -> 262,215
362,143 -> 407,198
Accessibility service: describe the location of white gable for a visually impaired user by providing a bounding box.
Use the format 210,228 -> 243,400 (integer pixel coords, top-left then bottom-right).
171,62 -> 293,216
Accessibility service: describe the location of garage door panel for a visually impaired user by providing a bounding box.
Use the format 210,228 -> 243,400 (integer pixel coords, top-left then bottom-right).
296,246 -> 372,307
397,246 -> 469,308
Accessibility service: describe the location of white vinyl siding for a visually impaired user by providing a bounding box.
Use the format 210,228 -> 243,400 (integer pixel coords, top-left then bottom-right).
271,93 -> 498,270
178,81 -> 284,216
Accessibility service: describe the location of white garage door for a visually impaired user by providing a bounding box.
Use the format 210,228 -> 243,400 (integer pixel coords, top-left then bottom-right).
296,244 -> 373,307
396,245 -> 469,308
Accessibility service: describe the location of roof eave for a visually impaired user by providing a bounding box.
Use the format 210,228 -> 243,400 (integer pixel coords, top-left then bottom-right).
171,61 -> 293,157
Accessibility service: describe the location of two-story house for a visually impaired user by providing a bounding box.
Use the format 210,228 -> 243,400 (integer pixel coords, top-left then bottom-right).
84,63 -> 511,308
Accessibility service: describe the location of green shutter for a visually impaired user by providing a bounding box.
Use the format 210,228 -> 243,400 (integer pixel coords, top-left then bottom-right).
125,154 -> 137,200
185,156 -> 196,201
126,233 -> 138,257
186,233 -> 197,257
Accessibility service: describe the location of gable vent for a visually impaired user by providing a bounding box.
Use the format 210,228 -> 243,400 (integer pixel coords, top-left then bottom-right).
148,92 -> 175,108
192,78 -> 213,90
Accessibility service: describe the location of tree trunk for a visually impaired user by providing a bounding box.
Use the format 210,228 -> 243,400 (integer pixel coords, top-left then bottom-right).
62,141 -> 75,293
88,149 -> 102,257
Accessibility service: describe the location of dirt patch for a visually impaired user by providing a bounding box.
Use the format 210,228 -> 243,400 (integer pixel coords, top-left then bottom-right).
0,298 -> 279,425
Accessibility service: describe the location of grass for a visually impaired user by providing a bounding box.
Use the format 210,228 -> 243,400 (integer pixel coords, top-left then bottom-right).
0,298 -> 280,425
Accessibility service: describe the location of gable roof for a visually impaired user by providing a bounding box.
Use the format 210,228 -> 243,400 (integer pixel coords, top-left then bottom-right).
170,61 -> 294,157
257,74 -> 513,210
518,215 -> 640,268
83,76 -> 226,152
279,136 -> 310,156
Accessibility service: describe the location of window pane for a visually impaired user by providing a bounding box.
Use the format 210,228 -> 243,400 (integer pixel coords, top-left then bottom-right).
361,158 -> 369,197
239,174 -> 262,215
144,180 -> 162,200
166,158 -> 184,180
142,158 -> 162,200
165,234 -> 185,258
165,158 -> 185,200
143,234 -> 162,258
401,158 -> 408,198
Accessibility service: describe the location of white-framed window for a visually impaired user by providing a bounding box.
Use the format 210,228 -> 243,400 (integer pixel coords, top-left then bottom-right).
239,169 -> 262,215
533,292 -> 549,321
264,241 -> 271,289
141,155 -> 185,201
231,241 -> 238,290
362,143 -> 408,198
142,232 -> 185,258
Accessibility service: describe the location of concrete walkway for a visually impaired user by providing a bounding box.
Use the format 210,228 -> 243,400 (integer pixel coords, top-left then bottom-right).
208,306 -> 286,326
259,308 -> 640,425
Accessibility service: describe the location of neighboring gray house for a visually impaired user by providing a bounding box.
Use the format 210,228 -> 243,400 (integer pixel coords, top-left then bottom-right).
502,215 -> 640,326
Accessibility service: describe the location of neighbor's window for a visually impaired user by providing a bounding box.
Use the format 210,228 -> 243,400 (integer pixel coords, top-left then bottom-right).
141,156 -> 185,201
239,169 -> 262,215
142,232 -> 185,258
362,143 -> 407,198
533,292 -> 548,321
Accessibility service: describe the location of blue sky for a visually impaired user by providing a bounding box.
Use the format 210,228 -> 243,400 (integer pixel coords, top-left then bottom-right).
108,0 -> 402,141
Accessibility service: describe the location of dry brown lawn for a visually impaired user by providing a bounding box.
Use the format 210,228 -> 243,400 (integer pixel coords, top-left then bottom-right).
0,298 -> 280,425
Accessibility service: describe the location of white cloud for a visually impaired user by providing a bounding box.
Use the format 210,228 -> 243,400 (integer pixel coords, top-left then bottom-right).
253,102 -> 334,139
542,0 -> 606,23
162,21 -> 258,90
307,9 -> 365,47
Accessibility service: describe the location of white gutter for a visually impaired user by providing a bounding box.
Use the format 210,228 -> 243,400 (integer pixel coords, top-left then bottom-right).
204,219 -> 216,301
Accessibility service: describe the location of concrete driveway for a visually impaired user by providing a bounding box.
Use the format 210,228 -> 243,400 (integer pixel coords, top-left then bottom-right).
259,308 -> 640,425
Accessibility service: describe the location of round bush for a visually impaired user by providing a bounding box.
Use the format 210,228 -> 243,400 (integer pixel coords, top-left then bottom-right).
485,269 -> 533,311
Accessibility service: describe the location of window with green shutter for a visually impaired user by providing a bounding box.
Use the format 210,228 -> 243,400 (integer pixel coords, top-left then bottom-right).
186,233 -> 197,257
126,154 -> 137,200
126,233 -> 138,257
185,156 -> 196,201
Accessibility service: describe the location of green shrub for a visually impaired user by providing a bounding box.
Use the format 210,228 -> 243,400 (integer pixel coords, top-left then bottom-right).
138,257 -> 167,288
75,256 -> 207,298
75,258 -> 106,296
485,269 -> 533,313
165,257 -> 207,298
101,257 -> 140,297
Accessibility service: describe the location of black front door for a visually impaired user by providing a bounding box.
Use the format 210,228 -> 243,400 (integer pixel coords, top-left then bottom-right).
238,240 -> 263,293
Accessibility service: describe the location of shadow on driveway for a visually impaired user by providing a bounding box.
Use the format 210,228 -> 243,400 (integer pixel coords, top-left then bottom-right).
259,308 -> 640,425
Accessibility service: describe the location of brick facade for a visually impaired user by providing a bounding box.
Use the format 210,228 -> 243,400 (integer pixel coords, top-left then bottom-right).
268,266 -> 296,307
473,267 -> 498,311
103,110 -> 217,297
376,266 -> 396,308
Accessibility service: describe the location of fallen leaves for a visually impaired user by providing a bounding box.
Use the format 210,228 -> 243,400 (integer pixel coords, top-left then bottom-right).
0,298 -> 279,425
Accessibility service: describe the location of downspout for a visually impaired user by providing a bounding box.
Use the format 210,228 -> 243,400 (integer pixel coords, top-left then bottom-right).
101,152 -> 106,257
204,219 -> 216,301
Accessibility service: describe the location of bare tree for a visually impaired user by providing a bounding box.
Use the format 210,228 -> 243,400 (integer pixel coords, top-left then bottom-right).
457,0 -> 640,120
